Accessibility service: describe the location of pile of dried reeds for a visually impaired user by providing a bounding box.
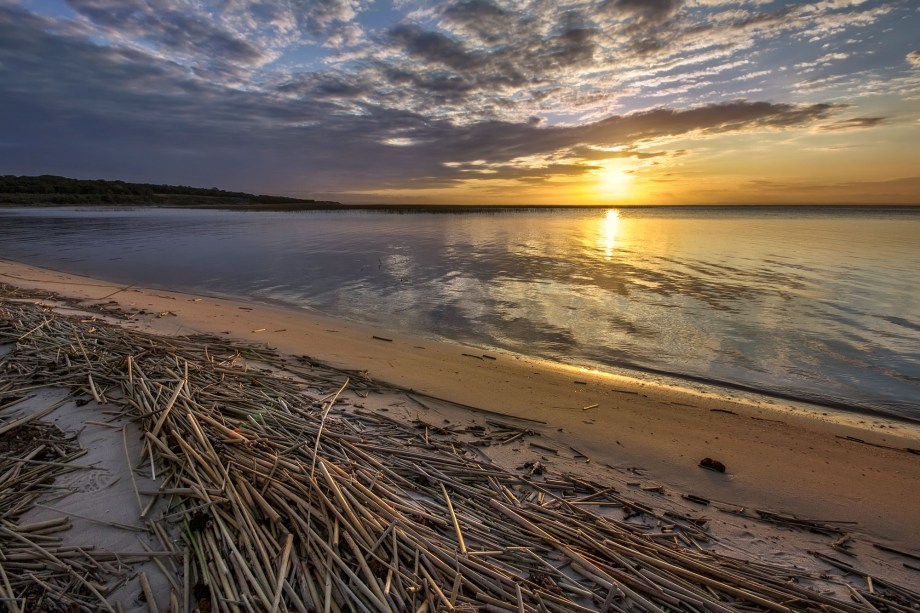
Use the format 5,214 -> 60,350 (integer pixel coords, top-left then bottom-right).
0,414 -> 119,611
2,289 -> 919,612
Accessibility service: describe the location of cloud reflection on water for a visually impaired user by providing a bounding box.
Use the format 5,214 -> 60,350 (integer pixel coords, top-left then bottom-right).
0,206 -> 918,418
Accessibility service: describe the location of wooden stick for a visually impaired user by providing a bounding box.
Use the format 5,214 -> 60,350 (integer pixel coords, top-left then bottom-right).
270,533 -> 294,613
441,483 -> 467,556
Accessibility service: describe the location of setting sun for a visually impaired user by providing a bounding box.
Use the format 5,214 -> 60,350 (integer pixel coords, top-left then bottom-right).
596,164 -> 634,201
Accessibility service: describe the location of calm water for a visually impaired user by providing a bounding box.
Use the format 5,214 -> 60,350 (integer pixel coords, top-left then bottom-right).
2,206 -> 918,420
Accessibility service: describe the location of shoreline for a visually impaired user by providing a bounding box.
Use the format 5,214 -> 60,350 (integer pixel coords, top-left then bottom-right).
7,254 -> 916,430
2,205 -> 916,427
3,258 -> 920,552
228,284 -> 920,427
3,258 -> 920,609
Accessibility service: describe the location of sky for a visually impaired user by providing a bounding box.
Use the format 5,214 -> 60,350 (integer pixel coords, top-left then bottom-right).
1,0 -> 918,204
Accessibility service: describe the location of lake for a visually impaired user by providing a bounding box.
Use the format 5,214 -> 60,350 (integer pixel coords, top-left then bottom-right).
2,205 -> 918,421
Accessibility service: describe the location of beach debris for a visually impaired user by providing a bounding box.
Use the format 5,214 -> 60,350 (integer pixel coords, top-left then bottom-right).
874,543 -> 920,562
832,535 -> 854,555
520,460 -> 545,476
569,445 -> 589,459
836,434 -> 920,455
0,414 -> 160,611
2,285 -> 920,612
699,457 -> 726,472
529,441 -> 559,454
372,334 -> 393,342
716,507 -> 854,537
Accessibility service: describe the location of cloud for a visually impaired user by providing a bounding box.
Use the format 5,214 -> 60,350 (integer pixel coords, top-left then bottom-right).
598,0 -> 683,25
1,0 -> 915,203
370,10 -> 605,116
569,146 -> 667,161
449,161 -> 601,184
387,23 -> 482,71
394,101 -> 841,178
819,117 -> 885,131
440,0 -> 515,43
290,0 -> 364,34
576,100 -> 840,144
795,51 -> 850,71
65,0 -> 266,67
908,51 -> 920,68
0,0 -> 846,197
63,0 -> 370,73
324,22 -> 366,48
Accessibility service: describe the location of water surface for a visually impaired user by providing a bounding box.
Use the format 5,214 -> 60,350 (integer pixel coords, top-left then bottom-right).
1,206 -> 918,420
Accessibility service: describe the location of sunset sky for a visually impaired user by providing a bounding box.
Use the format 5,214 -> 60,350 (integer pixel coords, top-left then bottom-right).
1,0 -> 918,204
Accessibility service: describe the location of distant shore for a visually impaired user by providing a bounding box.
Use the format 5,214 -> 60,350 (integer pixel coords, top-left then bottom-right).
5,200 -> 920,212
4,176 -> 920,210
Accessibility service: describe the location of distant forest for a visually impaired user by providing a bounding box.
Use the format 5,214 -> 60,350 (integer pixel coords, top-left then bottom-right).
0,175 -> 340,208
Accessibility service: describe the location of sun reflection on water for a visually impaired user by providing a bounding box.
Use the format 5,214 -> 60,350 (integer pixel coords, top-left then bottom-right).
601,209 -> 621,259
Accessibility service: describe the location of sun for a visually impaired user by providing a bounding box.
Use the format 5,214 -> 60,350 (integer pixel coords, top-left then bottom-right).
596,163 -> 634,199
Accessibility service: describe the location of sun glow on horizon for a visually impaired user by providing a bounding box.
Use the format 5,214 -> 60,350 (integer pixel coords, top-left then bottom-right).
596,163 -> 635,202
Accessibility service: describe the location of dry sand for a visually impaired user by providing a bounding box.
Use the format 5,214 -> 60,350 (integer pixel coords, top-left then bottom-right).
2,257 -> 920,609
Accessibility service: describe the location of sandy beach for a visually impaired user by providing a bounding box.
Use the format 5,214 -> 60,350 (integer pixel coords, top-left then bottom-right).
2,257 -> 919,611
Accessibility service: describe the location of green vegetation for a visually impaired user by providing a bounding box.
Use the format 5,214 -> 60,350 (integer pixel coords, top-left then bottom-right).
0,175 -> 340,208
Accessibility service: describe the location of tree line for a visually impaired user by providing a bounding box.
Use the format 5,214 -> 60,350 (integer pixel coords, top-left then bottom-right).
0,175 -> 338,207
